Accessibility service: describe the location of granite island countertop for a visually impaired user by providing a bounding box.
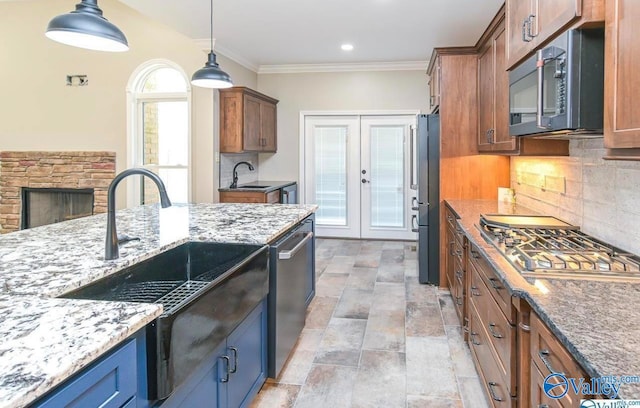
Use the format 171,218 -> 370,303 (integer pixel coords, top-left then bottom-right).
446,199 -> 640,398
0,202 -> 316,407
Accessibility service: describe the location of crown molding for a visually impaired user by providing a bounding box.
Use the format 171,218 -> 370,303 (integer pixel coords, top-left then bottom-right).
213,44 -> 260,73
258,60 -> 429,74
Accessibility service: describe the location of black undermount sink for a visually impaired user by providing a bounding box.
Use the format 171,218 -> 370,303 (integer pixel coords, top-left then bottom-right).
237,185 -> 269,189
61,241 -> 269,401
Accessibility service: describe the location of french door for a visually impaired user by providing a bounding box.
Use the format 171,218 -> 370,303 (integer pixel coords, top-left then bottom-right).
304,114 -> 416,240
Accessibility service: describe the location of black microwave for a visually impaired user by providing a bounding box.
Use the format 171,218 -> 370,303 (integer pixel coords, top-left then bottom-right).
509,28 -> 604,137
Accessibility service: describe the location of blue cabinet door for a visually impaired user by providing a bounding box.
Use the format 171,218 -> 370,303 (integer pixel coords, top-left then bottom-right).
226,300 -> 267,408
35,339 -> 137,408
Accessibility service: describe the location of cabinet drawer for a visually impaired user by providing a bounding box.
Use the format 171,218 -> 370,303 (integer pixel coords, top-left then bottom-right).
469,303 -> 513,408
469,262 -> 515,389
453,232 -> 464,265
531,362 -> 564,408
36,339 -> 137,408
452,258 -> 465,324
220,191 -> 267,203
468,243 -> 514,323
266,190 -> 281,203
530,312 -> 588,406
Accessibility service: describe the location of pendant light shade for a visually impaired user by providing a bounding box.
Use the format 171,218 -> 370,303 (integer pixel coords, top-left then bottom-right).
191,0 -> 232,89
191,52 -> 233,89
46,0 -> 128,52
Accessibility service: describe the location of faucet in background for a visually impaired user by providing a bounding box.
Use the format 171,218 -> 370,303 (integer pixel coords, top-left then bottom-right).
230,161 -> 255,188
105,168 -> 172,260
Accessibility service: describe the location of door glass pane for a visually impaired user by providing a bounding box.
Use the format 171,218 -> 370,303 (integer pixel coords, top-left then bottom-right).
315,126 -> 347,226
142,167 -> 188,204
142,101 -> 188,166
370,126 -> 404,228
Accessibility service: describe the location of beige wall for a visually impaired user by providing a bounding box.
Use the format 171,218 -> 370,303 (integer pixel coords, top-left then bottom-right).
511,139 -> 640,255
256,70 -> 429,183
0,0 -> 257,207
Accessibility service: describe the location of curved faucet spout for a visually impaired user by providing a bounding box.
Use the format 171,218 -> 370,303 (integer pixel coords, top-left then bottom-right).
105,168 -> 172,260
230,161 -> 255,189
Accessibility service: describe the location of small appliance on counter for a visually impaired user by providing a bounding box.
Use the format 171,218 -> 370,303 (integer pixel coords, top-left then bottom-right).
479,214 -> 640,280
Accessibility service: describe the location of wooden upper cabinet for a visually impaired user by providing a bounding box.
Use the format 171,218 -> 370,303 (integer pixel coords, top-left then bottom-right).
604,0 -> 640,149
478,18 -> 516,153
506,0 -> 603,69
219,87 -> 278,153
479,6 -> 569,156
427,57 -> 441,113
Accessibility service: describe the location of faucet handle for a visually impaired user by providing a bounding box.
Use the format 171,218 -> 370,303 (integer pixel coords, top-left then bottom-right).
117,234 -> 140,245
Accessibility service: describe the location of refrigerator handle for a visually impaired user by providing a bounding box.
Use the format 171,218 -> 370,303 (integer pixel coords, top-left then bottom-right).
409,125 -> 417,190
411,214 -> 419,232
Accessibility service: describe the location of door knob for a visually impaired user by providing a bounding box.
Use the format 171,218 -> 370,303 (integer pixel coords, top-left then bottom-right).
361,178 -> 370,184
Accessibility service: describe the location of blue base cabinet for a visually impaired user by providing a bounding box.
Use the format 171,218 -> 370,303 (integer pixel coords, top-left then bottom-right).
34,332 -> 144,408
160,298 -> 268,408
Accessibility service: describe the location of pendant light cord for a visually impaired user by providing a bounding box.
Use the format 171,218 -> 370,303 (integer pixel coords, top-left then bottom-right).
210,0 -> 214,52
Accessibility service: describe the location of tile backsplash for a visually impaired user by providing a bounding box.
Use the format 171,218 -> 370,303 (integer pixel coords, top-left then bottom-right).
219,153 -> 259,188
511,139 -> 640,255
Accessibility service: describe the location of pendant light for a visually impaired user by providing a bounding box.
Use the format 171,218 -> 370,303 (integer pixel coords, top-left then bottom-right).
191,0 -> 233,89
46,0 -> 128,52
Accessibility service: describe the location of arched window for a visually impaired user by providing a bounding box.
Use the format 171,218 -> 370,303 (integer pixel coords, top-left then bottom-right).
127,61 -> 191,205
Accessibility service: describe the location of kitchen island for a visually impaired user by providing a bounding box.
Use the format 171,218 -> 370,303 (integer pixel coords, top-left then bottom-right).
0,203 -> 316,408
446,199 -> 640,399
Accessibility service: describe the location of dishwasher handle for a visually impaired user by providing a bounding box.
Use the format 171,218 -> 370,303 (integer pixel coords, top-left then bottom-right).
278,231 -> 314,260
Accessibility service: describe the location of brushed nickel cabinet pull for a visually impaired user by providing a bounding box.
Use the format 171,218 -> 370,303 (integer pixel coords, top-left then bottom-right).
488,323 -> 504,339
488,381 -> 504,402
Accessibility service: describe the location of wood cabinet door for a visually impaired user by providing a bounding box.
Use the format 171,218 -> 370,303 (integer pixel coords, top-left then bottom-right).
534,0 -> 581,46
220,92 -> 244,153
445,222 -> 456,292
243,95 -> 262,151
604,0 -> 640,148
478,40 -> 495,152
506,0 -> 536,68
491,24 -> 517,152
260,101 -> 277,152
429,58 -> 441,111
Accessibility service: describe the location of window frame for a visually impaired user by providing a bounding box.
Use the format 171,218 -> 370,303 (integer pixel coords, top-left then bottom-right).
126,60 -> 192,207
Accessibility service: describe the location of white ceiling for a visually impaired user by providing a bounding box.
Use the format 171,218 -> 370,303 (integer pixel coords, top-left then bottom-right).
122,0 -> 503,70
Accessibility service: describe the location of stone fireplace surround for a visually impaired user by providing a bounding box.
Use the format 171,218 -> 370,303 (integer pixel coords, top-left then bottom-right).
0,151 -> 116,234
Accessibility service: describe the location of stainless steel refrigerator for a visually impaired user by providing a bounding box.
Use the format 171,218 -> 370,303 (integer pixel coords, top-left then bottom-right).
412,114 -> 440,284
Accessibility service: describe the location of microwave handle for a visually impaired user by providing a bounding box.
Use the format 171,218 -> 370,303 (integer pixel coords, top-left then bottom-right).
536,46 -> 565,129
536,50 -> 545,129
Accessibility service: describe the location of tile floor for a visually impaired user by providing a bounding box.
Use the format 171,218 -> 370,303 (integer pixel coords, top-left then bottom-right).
250,239 -> 490,408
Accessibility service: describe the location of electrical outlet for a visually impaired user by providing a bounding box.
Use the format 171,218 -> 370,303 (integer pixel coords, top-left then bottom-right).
66,75 -> 88,86
215,152 -> 220,163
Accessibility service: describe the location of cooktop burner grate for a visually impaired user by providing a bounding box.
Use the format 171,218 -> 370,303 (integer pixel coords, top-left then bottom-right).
479,214 -> 640,280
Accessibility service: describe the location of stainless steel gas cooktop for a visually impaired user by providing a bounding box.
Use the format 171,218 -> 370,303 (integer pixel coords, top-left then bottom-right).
479,214 -> 640,281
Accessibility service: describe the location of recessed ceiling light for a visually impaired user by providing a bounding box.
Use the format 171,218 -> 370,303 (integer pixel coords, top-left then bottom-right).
341,44 -> 354,51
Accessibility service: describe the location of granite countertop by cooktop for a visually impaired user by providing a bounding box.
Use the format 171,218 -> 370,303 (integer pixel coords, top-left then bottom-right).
218,180 -> 296,193
446,199 -> 640,398
0,202 -> 316,407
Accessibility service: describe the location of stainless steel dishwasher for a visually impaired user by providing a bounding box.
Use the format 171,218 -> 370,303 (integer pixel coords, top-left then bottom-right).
268,217 -> 314,378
